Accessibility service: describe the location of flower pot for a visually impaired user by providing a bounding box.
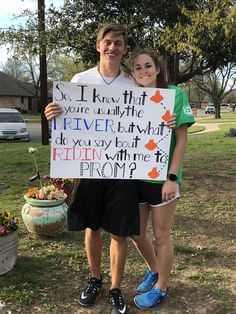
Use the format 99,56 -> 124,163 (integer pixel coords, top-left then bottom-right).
0,229 -> 19,275
22,195 -> 68,237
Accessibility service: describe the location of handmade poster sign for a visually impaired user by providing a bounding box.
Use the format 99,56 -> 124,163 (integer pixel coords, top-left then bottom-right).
50,82 -> 176,180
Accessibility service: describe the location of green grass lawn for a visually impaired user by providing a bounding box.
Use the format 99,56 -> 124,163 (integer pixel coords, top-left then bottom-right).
188,125 -> 205,134
23,113 -> 41,122
0,124 -> 235,314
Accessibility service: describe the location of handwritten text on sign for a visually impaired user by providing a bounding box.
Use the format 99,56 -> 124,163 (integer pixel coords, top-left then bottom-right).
50,82 -> 175,180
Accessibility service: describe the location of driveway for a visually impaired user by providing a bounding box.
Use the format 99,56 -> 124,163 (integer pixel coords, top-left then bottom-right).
194,123 -> 220,133
193,122 -> 236,134
28,122 -> 41,142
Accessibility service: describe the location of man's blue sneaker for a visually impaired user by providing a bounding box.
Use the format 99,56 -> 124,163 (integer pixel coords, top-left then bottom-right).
134,288 -> 167,309
136,270 -> 158,294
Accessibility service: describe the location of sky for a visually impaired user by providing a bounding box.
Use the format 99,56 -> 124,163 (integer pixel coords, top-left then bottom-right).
0,0 -> 64,67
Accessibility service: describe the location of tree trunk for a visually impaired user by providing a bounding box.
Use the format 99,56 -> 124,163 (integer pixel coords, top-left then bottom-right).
215,106 -> 221,119
213,100 -> 221,119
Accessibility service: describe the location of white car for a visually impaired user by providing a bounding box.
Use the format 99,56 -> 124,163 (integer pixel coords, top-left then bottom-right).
205,103 -> 215,114
0,108 -> 29,141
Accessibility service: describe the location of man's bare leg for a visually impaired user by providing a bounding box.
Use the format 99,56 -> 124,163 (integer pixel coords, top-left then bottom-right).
85,228 -> 102,279
110,234 -> 127,289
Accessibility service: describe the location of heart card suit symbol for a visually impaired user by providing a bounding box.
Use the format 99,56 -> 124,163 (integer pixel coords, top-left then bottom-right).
144,139 -> 158,151
150,90 -> 164,103
147,167 -> 160,179
162,109 -> 171,122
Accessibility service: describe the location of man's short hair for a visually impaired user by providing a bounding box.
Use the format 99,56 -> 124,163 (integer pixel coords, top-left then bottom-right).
96,23 -> 128,46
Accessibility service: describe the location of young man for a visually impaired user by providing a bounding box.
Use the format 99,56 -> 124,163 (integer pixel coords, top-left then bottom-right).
45,23 -> 139,314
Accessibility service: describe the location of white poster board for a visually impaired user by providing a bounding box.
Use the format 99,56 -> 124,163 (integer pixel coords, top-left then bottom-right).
50,82 -> 175,180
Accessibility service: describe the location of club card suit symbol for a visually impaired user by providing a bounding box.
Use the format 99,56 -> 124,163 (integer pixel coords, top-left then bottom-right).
162,109 -> 171,122
148,167 -> 160,179
144,139 -> 158,150
150,90 -> 164,103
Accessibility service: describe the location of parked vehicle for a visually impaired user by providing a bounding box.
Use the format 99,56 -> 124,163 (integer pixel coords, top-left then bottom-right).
205,103 -> 215,114
0,108 -> 29,141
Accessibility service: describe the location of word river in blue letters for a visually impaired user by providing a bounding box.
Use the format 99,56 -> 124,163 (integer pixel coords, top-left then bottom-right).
53,117 -> 115,132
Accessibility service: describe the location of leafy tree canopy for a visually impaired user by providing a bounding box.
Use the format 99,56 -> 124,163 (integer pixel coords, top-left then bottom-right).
0,0 -> 235,84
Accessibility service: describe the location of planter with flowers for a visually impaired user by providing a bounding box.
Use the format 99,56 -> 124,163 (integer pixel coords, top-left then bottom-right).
21,147 -> 70,237
43,176 -> 73,205
22,186 -> 68,237
0,212 -> 19,275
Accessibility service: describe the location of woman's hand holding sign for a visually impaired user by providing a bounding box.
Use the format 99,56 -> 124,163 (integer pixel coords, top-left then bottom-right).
166,113 -> 176,129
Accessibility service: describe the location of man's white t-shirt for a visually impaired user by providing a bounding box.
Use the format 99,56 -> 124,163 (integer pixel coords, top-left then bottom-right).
71,66 -> 137,87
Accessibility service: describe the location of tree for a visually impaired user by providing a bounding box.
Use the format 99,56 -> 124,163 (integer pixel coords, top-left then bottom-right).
2,55 -> 40,103
194,63 -> 236,118
2,53 -> 82,112
189,81 -> 207,109
47,0 -> 236,84
47,55 -> 86,82
182,79 -> 207,109
0,0 -> 235,85
2,57 -> 31,82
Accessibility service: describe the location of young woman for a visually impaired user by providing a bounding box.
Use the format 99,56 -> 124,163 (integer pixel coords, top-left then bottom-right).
129,48 -> 195,309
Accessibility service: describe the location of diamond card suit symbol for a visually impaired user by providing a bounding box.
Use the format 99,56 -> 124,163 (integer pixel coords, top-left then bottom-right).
150,90 -> 164,103
148,167 -> 160,179
162,109 -> 171,122
145,139 -> 158,150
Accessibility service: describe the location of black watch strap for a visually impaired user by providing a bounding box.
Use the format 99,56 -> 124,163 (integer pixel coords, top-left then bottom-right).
167,173 -> 177,181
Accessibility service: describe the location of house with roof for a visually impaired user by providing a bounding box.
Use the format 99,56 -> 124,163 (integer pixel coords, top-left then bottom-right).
0,71 -> 37,112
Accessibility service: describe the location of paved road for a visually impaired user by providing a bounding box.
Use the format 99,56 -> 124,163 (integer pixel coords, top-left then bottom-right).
28,122 -> 42,142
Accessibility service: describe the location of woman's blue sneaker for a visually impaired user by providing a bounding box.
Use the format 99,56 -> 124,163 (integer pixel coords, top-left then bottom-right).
134,288 -> 167,309
136,270 -> 158,294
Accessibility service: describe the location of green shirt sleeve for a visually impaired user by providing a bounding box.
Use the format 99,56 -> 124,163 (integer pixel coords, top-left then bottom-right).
169,85 -> 195,128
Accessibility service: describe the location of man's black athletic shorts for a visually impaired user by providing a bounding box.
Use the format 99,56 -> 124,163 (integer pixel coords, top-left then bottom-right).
68,178 -> 140,236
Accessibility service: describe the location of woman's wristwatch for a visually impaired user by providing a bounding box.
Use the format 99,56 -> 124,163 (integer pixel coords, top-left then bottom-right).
167,173 -> 177,182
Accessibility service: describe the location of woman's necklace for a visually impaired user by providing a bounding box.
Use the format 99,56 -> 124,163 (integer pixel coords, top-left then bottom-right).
98,67 -> 121,85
